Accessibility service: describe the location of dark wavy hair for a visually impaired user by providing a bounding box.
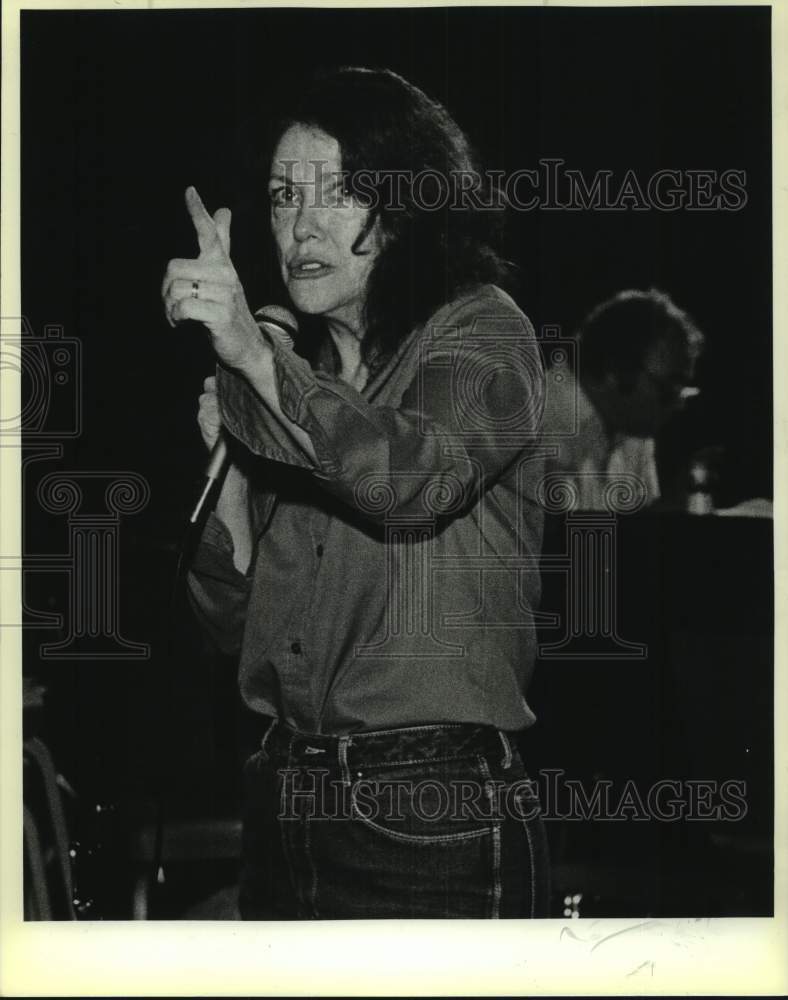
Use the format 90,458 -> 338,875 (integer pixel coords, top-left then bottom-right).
577,288 -> 705,383
261,66 -> 511,367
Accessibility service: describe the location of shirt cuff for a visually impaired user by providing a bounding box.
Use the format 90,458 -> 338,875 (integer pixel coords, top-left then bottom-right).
190,511 -> 248,586
215,339 -> 347,478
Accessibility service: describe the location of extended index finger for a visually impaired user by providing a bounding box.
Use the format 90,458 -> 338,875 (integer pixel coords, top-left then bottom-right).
185,185 -> 223,257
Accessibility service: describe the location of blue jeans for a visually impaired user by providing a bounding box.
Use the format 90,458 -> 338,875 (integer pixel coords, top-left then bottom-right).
239,720 -> 550,919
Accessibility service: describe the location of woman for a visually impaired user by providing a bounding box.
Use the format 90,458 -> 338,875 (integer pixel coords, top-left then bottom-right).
163,67 -> 549,919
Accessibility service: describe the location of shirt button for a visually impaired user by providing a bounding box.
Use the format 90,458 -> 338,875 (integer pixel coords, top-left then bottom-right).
291,641 -> 302,655
316,544 -> 324,557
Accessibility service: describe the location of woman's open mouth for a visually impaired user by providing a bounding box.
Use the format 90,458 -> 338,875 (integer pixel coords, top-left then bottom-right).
289,261 -> 334,279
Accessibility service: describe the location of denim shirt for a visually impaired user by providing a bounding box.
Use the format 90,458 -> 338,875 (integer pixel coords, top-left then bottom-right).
187,284 -> 546,735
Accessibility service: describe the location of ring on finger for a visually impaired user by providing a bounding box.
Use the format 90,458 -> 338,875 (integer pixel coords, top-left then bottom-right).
191,280 -> 200,299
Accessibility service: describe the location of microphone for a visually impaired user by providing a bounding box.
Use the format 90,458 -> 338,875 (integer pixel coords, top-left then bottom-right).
189,438 -> 229,525
254,304 -> 299,349
189,306 -> 299,524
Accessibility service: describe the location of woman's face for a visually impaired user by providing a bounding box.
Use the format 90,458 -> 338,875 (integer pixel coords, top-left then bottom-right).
269,124 -> 382,334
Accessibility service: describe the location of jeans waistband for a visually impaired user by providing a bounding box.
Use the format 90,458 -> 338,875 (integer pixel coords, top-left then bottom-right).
260,719 -> 515,775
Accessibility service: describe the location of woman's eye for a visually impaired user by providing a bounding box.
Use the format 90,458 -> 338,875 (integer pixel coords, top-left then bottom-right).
339,179 -> 359,206
269,186 -> 298,208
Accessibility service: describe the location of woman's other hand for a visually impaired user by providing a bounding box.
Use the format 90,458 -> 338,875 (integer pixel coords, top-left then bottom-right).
197,374 -> 221,452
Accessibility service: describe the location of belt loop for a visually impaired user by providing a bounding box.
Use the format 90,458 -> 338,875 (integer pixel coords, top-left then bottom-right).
260,717 -> 278,762
338,736 -> 352,787
498,730 -> 513,770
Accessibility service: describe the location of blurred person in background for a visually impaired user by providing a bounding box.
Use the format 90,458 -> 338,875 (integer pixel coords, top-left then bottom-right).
541,288 -> 704,511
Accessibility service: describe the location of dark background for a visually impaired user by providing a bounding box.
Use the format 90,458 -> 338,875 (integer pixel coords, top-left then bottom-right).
20,6 -> 773,918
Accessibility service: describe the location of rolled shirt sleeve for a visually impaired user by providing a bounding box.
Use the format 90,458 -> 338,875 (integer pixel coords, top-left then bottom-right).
216,288 -> 545,524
